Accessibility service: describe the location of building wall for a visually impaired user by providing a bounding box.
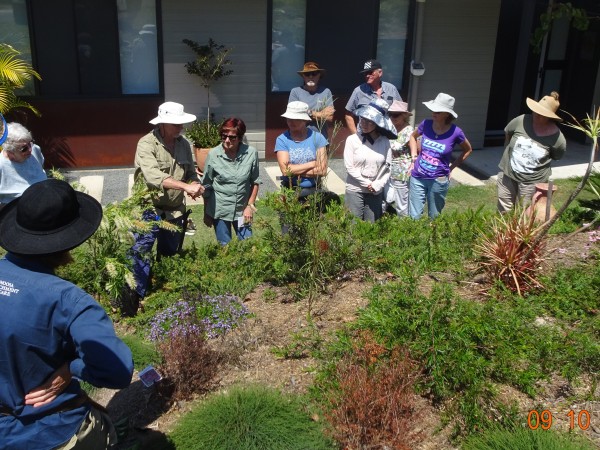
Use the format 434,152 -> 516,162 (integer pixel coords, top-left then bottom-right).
161,0 -> 268,156
411,0 -> 501,149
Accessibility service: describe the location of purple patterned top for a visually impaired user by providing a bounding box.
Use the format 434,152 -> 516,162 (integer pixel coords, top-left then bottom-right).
411,119 -> 465,179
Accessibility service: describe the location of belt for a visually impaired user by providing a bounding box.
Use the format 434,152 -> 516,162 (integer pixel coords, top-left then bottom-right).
0,392 -> 100,417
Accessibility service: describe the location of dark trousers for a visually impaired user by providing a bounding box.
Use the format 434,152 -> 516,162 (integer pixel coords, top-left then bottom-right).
129,210 -> 186,298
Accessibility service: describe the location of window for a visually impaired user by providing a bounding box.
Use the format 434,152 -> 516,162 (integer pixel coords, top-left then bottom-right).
271,1 -> 306,92
270,0 -> 411,94
0,0 -> 160,97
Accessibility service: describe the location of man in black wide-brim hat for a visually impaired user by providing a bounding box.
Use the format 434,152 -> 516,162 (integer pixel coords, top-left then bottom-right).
0,179 -> 133,450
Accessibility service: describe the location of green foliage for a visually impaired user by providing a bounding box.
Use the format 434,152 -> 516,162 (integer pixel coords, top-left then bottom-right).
260,189 -> 360,307
58,178 -> 170,307
182,38 -> 233,89
531,2 -> 589,54
353,208 -> 488,277
184,118 -> 222,148
350,266 -> 600,437
168,385 -> 334,450
0,43 -> 41,115
120,334 -> 160,371
462,426 -> 596,450
182,37 -> 233,124
271,319 -> 323,359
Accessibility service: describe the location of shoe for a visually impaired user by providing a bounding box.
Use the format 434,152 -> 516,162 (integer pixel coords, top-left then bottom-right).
185,218 -> 197,235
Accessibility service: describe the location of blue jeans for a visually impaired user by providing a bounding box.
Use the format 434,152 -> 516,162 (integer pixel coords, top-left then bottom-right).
214,218 -> 252,246
409,176 -> 449,219
130,210 -> 186,298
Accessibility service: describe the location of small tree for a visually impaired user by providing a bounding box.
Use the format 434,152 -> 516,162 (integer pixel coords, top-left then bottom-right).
182,38 -> 233,125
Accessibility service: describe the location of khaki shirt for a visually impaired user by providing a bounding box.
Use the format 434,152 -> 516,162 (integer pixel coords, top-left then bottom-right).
134,128 -> 199,218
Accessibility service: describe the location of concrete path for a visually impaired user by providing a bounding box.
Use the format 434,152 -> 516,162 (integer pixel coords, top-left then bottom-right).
63,139 -> 598,206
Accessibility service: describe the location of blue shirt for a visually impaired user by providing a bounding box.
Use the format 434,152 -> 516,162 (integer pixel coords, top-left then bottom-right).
345,81 -> 401,114
0,253 -> 133,450
274,128 -> 327,188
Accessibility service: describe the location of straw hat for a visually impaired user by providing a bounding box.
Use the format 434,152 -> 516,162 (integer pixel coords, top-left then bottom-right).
526,92 -> 562,121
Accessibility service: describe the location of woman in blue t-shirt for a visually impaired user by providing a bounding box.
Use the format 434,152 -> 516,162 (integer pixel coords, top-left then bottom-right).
275,101 -> 328,197
408,93 -> 473,219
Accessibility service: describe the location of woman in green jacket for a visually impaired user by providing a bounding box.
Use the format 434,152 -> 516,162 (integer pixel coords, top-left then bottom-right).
202,118 -> 260,245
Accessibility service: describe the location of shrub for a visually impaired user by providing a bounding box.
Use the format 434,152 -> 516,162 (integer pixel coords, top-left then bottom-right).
324,331 -> 423,450
476,208 -> 547,295
146,291 -> 249,400
156,326 -> 220,401
147,292 -> 250,341
168,385 -> 334,450
260,189 -> 360,307
462,426 -> 596,450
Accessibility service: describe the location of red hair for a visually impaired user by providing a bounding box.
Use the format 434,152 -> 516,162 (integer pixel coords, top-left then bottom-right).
219,117 -> 246,138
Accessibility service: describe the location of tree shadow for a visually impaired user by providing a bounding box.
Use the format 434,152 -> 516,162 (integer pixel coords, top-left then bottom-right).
38,135 -> 77,168
106,380 -> 175,450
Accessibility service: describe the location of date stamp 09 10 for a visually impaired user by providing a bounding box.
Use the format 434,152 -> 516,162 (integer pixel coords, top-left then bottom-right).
527,409 -> 593,431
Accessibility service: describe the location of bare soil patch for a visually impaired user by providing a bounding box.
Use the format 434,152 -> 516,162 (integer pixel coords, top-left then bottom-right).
92,231 -> 599,449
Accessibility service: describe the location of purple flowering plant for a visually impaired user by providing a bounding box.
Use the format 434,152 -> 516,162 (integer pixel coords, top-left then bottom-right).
148,292 -> 250,342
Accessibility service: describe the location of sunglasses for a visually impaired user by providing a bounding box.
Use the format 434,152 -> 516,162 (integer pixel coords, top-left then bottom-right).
19,141 -> 33,153
221,134 -> 238,141
303,71 -> 319,77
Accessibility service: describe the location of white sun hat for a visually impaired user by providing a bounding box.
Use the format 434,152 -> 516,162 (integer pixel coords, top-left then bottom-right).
281,101 -> 312,121
149,102 -> 197,125
423,93 -> 458,118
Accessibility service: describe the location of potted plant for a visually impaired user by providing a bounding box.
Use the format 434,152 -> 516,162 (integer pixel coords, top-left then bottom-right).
185,118 -> 222,174
182,37 -> 233,174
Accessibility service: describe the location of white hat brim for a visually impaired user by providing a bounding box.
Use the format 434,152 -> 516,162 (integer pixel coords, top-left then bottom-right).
281,112 -> 311,121
423,100 -> 458,118
149,112 -> 197,125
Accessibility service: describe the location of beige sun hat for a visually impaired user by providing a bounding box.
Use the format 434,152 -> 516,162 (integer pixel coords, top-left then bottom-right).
526,92 -> 562,121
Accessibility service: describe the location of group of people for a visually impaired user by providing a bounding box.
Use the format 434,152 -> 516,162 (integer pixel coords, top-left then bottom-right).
0,57 -> 568,448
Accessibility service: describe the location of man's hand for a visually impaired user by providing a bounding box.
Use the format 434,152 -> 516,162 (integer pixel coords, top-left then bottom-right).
24,363 -> 71,408
186,182 -> 204,199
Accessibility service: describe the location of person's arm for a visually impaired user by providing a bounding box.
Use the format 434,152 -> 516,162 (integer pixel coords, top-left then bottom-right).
345,111 -> 357,134
312,106 -> 335,123
243,151 -> 261,223
243,183 -> 260,223
68,296 -> 133,389
162,177 -> 204,199
449,138 -> 473,173
408,128 -> 421,168
343,136 -> 371,189
276,150 -> 316,176
303,146 -> 328,177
